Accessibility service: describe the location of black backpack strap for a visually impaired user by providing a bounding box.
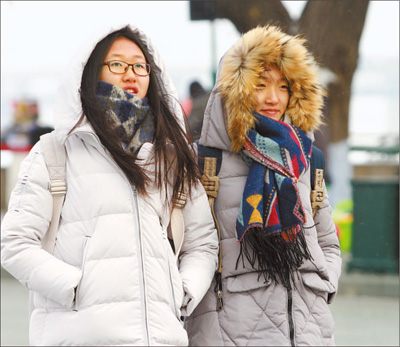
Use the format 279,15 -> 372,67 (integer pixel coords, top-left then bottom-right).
196,141 -> 223,176
195,141 -> 224,311
310,145 -> 326,218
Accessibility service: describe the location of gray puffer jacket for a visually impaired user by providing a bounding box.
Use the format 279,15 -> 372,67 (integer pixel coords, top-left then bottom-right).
185,26 -> 342,346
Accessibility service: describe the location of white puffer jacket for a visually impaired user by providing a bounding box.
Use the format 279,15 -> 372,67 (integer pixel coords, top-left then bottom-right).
1,24 -> 218,346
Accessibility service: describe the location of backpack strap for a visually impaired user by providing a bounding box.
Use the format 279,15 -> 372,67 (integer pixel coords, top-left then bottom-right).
164,144 -> 188,261
167,190 -> 187,261
310,145 -> 325,218
29,131 -> 67,317
39,131 -> 67,254
197,143 -> 222,177
196,142 -> 224,311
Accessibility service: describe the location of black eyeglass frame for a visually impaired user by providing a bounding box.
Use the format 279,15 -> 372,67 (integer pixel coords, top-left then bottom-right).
103,60 -> 151,76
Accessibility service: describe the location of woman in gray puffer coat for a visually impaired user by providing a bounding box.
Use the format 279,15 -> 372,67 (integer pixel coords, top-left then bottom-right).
185,25 -> 342,346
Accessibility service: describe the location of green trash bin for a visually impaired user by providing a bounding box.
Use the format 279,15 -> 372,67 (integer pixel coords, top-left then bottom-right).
348,179 -> 399,273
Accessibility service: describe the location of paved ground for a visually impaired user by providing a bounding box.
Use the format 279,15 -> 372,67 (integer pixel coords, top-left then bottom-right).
330,294 -> 399,346
1,270 -> 399,346
1,274 -> 30,347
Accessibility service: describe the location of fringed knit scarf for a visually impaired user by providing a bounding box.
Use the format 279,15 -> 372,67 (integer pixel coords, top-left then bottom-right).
236,112 -> 313,289
96,81 -> 155,153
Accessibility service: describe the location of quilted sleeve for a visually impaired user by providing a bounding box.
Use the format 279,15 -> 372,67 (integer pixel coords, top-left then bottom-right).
313,181 -> 342,303
178,183 -> 219,316
1,142 -> 82,308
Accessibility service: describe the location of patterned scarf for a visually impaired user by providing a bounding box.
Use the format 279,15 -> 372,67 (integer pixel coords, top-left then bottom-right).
236,112 -> 313,289
96,81 -> 155,154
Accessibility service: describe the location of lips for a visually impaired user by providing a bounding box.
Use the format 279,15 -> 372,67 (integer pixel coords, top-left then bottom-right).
263,109 -> 279,115
258,109 -> 282,120
258,109 -> 280,117
124,86 -> 138,95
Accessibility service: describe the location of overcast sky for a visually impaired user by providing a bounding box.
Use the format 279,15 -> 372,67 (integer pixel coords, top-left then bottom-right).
1,1 -> 399,130
1,1 -> 398,78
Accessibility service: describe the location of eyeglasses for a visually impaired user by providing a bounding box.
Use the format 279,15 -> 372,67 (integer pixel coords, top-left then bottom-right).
103,60 -> 151,76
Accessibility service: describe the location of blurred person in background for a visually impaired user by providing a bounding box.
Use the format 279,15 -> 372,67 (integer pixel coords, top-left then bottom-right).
1,99 -> 53,151
186,25 -> 341,346
1,24 -> 218,346
184,80 -> 210,142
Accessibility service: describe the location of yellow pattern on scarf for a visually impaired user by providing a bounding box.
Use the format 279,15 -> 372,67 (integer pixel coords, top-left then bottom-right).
247,194 -> 263,224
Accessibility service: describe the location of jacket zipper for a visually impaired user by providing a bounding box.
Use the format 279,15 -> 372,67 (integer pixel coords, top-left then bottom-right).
165,236 -> 179,319
133,187 -> 150,345
287,287 -> 295,347
71,131 -> 150,344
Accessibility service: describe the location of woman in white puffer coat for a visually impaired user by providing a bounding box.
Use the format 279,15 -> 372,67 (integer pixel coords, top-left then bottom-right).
185,25 -> 342,346
1,24 -> 218,346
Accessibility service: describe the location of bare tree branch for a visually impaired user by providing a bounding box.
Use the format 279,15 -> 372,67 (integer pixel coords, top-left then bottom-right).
190,0 -> 370,145
299,0 -> 369,142
194,0 -> 292,32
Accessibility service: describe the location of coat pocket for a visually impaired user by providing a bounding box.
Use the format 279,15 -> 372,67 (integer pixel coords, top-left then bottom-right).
168,253 -> 184,319
73,235 -> 91,311
301,272 -> 335,302
163,225 -> 184,319
226,271 -> 272,293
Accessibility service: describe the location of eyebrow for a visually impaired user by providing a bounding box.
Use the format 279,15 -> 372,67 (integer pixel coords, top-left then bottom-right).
107,53 -> 146,61
259,75 -> 288,83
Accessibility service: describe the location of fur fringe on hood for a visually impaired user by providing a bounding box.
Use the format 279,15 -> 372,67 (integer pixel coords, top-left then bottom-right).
218,25 -> 326,152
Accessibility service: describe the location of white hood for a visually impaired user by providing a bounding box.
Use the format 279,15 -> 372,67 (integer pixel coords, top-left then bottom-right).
53,24 -> 183,144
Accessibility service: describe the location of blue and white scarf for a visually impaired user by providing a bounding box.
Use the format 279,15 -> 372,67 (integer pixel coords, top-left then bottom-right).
96,81 -> 155,153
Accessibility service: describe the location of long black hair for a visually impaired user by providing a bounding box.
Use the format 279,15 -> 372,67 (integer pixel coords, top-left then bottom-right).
77,26 -> 200,201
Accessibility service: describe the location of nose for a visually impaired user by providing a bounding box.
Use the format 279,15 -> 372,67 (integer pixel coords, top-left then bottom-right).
265,87 -> 279,105
122,66 -> 137,82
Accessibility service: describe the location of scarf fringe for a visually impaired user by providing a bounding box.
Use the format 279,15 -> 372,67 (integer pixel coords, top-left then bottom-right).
236,227 -> 313,290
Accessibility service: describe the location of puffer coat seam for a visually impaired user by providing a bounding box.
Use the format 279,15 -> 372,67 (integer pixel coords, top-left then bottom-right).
249,303 -> 289,345
215,205 -> 239,213
215,297 -> 228,345
76,300 -> 142,310
219,323 -> 237,345
13,151 -> 40,211
296,290 -> 325,339
83,255 -> 138,262
61,211 -> 136,225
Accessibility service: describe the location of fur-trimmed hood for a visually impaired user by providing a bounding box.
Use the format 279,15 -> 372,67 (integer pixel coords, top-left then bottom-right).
200,25 -> 325,152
